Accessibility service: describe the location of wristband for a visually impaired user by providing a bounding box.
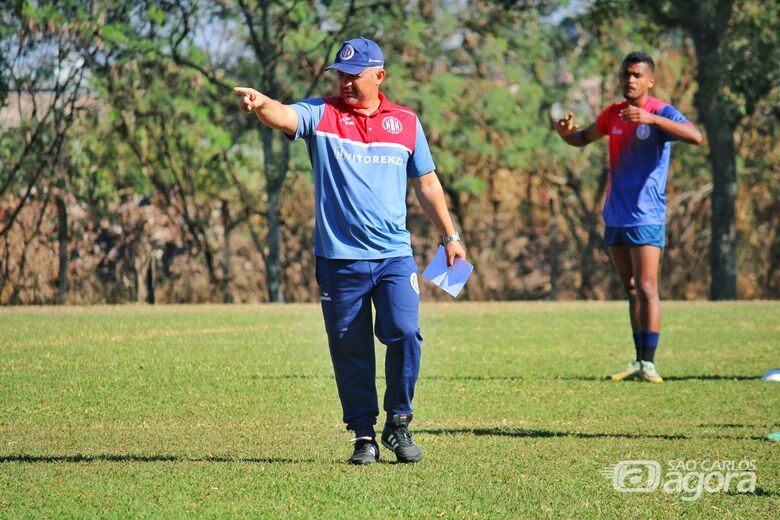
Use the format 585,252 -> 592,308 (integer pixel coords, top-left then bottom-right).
441,232 -> 461,245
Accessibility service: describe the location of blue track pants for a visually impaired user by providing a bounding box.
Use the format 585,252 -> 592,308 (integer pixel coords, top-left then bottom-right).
316,255 -> 422,438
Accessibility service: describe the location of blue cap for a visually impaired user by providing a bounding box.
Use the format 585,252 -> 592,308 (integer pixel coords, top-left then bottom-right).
326,37 -> 384,75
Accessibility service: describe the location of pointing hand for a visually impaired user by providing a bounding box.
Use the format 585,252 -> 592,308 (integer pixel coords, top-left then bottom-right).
233,87 -> 266,113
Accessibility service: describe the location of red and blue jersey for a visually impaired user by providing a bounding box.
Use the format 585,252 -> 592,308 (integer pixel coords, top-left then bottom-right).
290,93 -> 435,259
596,97 -> 691,227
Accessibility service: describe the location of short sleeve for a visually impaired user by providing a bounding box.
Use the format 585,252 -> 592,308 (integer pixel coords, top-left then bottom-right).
657,104 -> 691,142
595,106 -> 613,135
407,119 -> 436,178
289,98 -> 326,139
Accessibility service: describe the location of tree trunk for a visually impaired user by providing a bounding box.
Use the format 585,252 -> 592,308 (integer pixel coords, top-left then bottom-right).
265,182 -> 283,303
220,199 -> 233,303
261,127 -> 289,303
56,196 -> 68,304
702,116 -> 737,300
135,263 -> 143,303
145,257 -> 155,304
690,30 -> 738,300
548,193 -> 559,300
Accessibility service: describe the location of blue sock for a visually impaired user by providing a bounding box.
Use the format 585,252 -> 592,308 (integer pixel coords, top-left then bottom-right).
641,331 -> 660,363
633,332 -> 642,361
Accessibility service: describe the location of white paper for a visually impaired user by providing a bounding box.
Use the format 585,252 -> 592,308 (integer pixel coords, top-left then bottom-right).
421,245 -> 474,298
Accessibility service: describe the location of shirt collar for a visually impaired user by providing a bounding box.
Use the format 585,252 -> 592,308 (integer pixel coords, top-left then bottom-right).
376,92 -> 392,113
337,92 -> 393,117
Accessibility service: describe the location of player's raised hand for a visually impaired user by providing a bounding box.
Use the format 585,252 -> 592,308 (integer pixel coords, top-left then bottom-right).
619,105 -> 656,124
233,87 -> 266,113
556,112 -> 579,137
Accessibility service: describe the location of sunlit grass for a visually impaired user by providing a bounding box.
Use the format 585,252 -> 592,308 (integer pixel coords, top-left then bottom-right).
0,302 -> 778,517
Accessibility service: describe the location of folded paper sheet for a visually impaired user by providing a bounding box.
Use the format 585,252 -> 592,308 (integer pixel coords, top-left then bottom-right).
421,246 -> 474,298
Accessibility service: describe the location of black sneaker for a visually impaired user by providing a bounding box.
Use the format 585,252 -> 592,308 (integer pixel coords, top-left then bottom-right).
381,413 -> 422,463
348,437 -> 379,465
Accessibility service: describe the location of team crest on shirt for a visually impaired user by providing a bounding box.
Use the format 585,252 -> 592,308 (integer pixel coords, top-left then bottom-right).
339,44 -> 355,61
410,273 -> 419,295
382,116 -> 403,134
636,124 -> 651,140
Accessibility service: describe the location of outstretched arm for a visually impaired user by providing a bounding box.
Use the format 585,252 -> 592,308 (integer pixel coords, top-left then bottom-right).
411,172 -> 466,268
233,87 -> 298,135
556,112 -> 604,147
619,105 -> 702,145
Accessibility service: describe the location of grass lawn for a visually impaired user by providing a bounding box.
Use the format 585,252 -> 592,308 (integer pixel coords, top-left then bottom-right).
0,301 -> 778,518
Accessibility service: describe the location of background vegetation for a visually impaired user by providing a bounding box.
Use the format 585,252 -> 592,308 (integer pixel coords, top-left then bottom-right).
2,0 -> 779,304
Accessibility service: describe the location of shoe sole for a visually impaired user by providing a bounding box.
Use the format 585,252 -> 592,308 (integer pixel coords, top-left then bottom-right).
608,371 -> 641,381
381,439 -> 423,463
348,458 -> 378,465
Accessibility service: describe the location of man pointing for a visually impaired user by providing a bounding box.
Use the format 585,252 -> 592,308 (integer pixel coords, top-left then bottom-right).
234,37 -> 465,464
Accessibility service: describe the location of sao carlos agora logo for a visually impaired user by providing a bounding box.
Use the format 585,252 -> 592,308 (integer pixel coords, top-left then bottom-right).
339,44 -> 355,61
382,116 -> 403,134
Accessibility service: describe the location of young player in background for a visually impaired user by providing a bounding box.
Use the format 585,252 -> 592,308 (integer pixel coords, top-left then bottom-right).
555,52 -> 702,382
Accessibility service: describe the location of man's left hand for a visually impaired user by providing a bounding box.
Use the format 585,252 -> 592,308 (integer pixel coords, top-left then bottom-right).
445,240 -> 467,269
619,106 -> 656,125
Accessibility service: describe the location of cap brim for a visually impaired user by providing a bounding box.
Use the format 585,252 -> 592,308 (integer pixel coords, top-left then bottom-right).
325,62 -> 370,75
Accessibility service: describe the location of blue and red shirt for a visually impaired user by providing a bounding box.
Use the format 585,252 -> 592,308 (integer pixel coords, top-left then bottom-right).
290,93 -> 435,259
596,97 -> 691,227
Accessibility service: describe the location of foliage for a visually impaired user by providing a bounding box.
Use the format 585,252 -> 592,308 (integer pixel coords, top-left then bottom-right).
632,0 -> 780,299
1,0 -> 779,303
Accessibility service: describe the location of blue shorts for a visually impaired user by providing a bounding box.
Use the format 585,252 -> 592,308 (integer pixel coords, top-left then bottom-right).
604,225 -> 665,248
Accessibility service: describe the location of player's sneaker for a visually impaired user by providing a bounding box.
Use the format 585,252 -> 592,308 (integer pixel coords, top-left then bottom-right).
639,361 -> 664,383
607,360 -> 642,381
381,413 -> 422,463
348,437 -> 379,465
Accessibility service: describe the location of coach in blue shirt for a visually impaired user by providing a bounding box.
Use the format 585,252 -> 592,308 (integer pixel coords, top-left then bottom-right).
234,37 -> 466,464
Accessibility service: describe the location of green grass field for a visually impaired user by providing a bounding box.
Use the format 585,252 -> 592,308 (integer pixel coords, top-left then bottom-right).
1,302 -> 778,518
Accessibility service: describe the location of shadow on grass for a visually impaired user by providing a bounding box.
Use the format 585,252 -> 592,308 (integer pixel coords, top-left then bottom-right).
426,375 -> 524,382
561,375 -> 762,382
658,375 -> 761,382
418,427 -> 767,441
697,423 -> 780,428
727,487 -> 779,497
250,374 -> 332,380
419,427 -> 686,440
253,375 -> 524,382
0,454 -> 316,464
424,374 -> 762,382
243,374 -> 763,382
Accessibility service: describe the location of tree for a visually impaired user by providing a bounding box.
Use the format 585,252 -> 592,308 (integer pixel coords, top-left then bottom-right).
381,0 -> 570,299
96,57 -> 238,302
167,0 -> 388,302
0,1 -> 94,303
637,0 -> 780,299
